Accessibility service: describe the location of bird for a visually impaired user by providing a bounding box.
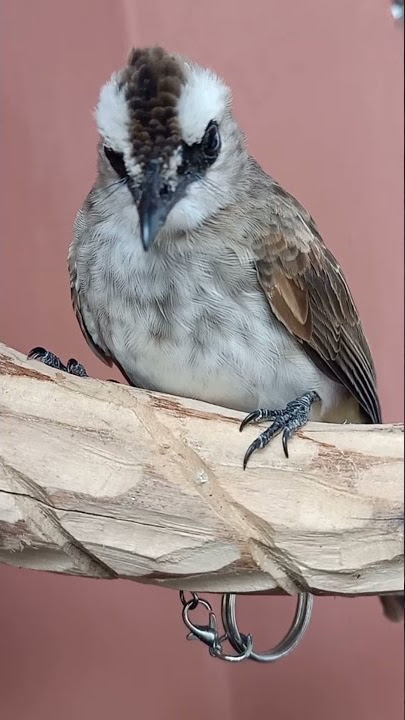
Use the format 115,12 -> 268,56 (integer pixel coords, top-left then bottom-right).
28,46 -> 403,622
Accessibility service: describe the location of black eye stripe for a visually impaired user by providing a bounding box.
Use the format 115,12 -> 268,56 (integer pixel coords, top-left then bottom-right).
103,146 -> 128,179
103,120 -> 220,183
178,120 -> 221,177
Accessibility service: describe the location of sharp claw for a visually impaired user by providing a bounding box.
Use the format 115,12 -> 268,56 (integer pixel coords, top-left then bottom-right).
240,411 -> 261,432
27,346 -> 47,360
243,440 -> 259,470
282,429 -> 290,458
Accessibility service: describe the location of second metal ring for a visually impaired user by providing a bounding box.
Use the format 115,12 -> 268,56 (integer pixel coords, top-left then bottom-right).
221,592 -> 313,663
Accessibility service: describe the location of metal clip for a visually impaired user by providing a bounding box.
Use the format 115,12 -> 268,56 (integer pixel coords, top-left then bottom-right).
182,598 -> 219,649
179,592 -> 254,662
179,590 -> 313,664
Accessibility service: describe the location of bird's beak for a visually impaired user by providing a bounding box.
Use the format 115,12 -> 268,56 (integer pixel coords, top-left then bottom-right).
137,188 -> 170,251
132,164 -> 178,251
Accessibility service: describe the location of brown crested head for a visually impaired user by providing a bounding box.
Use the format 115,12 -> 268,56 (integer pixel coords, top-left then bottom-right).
96,47 -> 237,250
120,47 -> 185,167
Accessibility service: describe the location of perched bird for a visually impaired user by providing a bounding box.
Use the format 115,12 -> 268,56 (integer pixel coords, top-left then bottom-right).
29,47 -> 403,622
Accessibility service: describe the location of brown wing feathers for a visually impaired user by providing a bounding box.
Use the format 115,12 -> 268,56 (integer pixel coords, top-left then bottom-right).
257,183 -> 382,424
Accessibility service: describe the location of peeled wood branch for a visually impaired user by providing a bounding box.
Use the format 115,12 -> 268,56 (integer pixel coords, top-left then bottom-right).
0,343 -> 403,597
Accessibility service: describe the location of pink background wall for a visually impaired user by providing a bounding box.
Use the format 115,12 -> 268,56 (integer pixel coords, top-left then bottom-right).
1,1 -> 403,718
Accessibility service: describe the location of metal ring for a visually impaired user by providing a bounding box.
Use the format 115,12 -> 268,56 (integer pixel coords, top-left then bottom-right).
210,632 -> 254,663
179,590 -> 199,610
221,592 -> 313,663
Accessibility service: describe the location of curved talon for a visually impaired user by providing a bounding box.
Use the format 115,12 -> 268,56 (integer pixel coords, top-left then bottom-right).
239,410 -> 261,432
27,346 -> 47,360
243,419 -> 284,468
282,428 -> 290,458
243,440 -> 260,470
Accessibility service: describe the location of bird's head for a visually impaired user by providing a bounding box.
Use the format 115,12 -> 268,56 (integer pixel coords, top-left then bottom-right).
95,46 -> 248,249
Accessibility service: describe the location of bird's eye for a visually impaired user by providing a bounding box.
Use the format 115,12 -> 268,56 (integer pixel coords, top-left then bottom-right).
103,146 -> 128,179
201,121 -> 221,160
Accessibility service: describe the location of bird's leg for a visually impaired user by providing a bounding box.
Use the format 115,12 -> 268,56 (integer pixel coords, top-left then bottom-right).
27,347 -> 88,377
240,390 -> 321,469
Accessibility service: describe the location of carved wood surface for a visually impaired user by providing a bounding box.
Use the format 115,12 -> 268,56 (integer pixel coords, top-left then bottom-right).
0,344 -> 403,596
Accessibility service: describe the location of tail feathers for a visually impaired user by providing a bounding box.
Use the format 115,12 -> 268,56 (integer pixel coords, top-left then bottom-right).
380,594 -> 404,622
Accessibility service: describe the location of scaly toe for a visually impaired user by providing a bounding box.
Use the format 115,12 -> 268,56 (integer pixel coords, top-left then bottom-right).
241,392 -> 321,468
27,347 -> 67,371
240,408 -> 279,432
66,358 -> 88,377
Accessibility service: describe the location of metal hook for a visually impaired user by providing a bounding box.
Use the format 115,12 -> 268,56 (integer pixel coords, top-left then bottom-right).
182,598 -> 219,648
180,594 -> 254,662
221,592 -> 313,663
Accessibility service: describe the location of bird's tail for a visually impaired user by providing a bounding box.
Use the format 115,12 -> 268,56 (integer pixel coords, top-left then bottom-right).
380,594 -> 404,622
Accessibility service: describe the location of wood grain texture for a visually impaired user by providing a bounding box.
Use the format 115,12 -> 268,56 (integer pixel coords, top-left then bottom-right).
0,343 -> 403,596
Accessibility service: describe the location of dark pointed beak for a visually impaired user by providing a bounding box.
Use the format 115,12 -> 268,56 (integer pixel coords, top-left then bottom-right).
131,163 -> 180,251
137,188 -> 169,251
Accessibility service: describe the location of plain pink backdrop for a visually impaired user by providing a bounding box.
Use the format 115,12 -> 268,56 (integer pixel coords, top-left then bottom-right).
0,1 -> 403,719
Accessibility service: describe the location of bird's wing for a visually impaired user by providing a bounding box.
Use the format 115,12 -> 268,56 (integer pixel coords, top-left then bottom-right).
255,181 -> 381,423
67,239 -> 113,368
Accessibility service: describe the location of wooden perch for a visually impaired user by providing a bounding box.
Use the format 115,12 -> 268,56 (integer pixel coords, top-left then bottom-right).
0,343 -> 403,597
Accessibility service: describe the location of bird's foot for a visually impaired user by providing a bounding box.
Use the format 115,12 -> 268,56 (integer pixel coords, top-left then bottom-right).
27,347 -> 88,377
240,390 -> 321,469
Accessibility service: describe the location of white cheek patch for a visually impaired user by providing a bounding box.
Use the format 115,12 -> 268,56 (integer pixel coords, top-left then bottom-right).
95,72 -> 131,150
177,65 -> 231,145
